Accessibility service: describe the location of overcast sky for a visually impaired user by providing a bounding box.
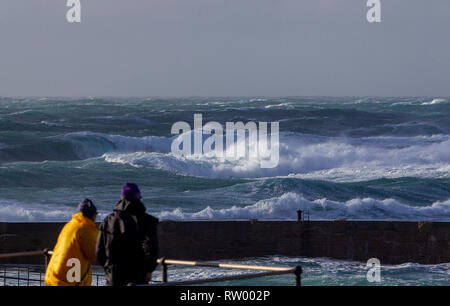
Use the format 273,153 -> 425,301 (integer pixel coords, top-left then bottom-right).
0,0 -> 449,97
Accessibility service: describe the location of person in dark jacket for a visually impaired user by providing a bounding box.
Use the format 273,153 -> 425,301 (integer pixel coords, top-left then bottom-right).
96,182 -> 159,286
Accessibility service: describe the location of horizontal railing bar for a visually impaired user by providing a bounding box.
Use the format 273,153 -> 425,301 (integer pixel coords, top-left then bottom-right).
157,258 -> 294,272
0,265 -> 42,270
143,270 -> 293,286
1,276 -> 43,282
0,252 -> 292,273
0,251 -> 300,286
0,251 -> 47,259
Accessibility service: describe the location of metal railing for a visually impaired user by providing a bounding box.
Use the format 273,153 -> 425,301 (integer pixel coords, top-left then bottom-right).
0,250 -> 302,286
0,249 -> 106,286
0,264 -> 106,286
0,249 -> 49,286
153,258 -> 302,286
0,265 -> 45,286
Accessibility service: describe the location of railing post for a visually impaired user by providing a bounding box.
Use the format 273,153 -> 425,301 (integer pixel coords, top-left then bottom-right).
161,257 -> 168,283
43,248 -> 51,269
294,265 -> 302,286
297,210 -> 303,222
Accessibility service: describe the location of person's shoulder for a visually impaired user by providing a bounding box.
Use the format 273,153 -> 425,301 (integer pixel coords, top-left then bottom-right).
100,212 -> 116,222
144,213 -> 159,226
78,222 -> 99,238
98,212 -> 119,229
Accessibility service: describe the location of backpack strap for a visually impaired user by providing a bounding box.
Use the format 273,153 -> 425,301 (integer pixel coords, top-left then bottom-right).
75,265 -> 91,286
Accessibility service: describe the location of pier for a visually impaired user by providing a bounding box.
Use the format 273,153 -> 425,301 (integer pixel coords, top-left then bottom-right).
1,220 -> 449,265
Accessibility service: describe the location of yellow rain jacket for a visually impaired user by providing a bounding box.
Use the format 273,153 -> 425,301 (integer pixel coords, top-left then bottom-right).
45,212 -> 99,286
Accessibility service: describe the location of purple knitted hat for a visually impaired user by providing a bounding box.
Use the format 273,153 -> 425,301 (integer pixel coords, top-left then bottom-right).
121,182 -> 141,199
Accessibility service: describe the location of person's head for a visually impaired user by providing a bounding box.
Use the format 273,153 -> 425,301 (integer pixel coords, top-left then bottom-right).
78,198 -> 98,221
121,182 -> 142,201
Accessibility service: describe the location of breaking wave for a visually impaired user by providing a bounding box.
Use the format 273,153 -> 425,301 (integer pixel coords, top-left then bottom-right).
1,194 -> 449,222
104,133 -> 450,181
55,132 -> 172,158
0,199 -> 109,222
0,131 -> 172,162
0,200 -> 75,222
422,98 -> 447,105
156,192 -> 450,221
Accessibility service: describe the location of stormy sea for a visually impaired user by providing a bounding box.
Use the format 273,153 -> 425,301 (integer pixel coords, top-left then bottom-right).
1,96 -> 449,285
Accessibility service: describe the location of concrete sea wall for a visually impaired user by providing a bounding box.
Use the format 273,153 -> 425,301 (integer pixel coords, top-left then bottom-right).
1,220 -> 449,265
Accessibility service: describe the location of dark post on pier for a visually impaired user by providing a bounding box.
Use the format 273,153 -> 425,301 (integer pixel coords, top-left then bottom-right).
297,209 -> 303,222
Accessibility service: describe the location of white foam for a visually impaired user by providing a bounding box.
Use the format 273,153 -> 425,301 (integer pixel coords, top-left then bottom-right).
0,199 -> 108,222
4,109 -> 34,116
40,120 -> 65,127
264,103 -> 292,109
146,255 -> 449,285
422,98 -> 447,105
104,132 -> 450,181
1,194 -> 449,222
290,164 -> 450,182
0,200 -> 74,222
156,192 -> 450,221
383,262 -> 450,272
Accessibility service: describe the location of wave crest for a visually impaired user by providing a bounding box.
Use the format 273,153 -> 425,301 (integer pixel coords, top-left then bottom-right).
104,133 -> 450,181
422,98 -> 447,105
156,193 -> 450,221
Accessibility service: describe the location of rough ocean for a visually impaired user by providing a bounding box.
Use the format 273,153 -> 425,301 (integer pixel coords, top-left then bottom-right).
0,96 -> 449,222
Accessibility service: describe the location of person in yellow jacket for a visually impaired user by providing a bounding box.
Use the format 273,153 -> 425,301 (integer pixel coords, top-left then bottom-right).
45,199 -> 100,286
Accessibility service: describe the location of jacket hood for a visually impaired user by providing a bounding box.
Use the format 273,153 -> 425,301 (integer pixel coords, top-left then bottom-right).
113,198 -> 147,215
72,212 -> 97,229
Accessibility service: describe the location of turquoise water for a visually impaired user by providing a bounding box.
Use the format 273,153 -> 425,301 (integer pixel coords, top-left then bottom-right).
0,96 -> 449,222
104,256 -> 450,286
1,97 -> 448,286
4,256 -> 447,286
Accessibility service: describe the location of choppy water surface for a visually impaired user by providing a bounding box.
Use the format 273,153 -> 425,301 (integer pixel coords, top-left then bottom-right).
0,96 -> 449,222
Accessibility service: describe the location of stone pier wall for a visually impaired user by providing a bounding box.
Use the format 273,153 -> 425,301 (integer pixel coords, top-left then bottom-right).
1,220 -> 449,265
